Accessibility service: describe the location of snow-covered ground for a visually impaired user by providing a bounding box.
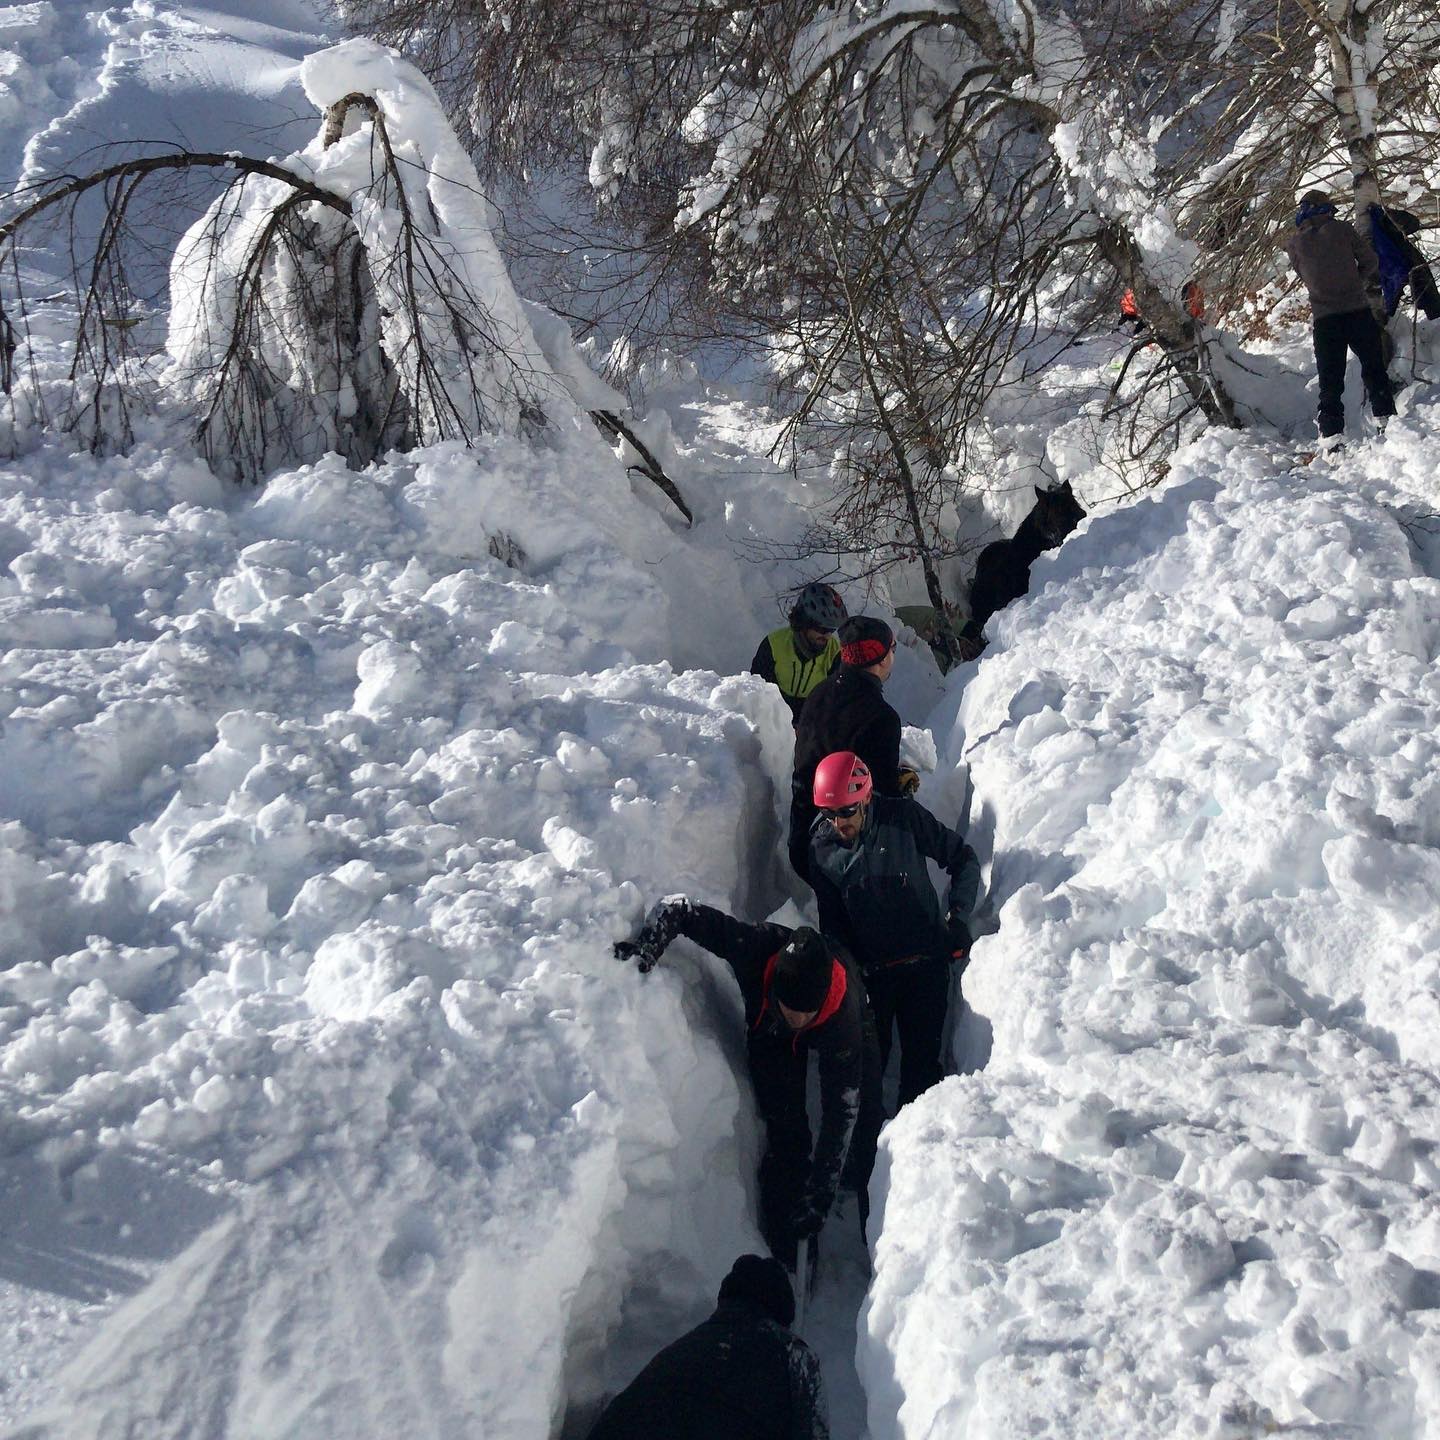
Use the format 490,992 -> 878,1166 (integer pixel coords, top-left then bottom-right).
865,405 -> 1440,1437
4,4 -> 1440,1440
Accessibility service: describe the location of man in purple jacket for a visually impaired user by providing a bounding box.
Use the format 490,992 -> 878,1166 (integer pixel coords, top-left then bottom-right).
1284,189 -> 1395,447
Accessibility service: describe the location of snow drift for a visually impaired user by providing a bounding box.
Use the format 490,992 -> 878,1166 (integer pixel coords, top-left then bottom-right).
862,414 -> 1440,1437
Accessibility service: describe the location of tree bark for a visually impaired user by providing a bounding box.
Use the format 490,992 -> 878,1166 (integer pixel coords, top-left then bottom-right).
949,0 -> 1242,427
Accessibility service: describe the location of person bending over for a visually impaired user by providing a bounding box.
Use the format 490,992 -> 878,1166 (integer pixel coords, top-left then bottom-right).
588,1253 -> 829,1440
615,901 -> 882,1265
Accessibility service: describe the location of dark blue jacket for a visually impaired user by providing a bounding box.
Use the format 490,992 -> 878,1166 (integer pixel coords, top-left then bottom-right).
808,795 -> 980,970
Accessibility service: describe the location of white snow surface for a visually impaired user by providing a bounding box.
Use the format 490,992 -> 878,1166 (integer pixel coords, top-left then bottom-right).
0,421 -> 812,1436
7,4 -> 1440,1440
864,412 -> 1440,1438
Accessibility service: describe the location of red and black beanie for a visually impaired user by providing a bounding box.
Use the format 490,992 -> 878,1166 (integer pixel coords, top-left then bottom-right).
772,927 -> 832,1012
838,615 -> 894,668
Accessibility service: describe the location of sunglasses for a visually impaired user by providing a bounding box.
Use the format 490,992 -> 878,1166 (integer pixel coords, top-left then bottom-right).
826,803 -> 863,820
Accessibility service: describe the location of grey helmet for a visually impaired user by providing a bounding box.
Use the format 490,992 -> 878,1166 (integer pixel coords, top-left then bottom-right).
789,581 -> 847,633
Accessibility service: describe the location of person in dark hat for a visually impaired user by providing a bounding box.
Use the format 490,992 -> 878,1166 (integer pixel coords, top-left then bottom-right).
789,615 -> 909,882
1285,188 -> 1395,448
614,902 -> 882,1266
587,1253 -> 829,1439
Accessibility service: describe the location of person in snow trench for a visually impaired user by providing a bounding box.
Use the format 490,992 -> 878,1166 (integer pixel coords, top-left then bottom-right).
614,903 -> 882,1268
789,615 -> 916,884
807,751 -> 981,1109
587,1253 -> 829,1440
1284,189 -> 1395,448
751,581 -> 848,725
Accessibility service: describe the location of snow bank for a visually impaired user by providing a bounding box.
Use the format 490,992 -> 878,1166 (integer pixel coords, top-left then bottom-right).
863,416 -> 1440,1437
0,417 -> 797,1435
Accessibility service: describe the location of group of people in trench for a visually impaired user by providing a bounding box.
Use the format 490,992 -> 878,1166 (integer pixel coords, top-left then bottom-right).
587,190 -> 1440,1438
593,586 -> 978,1438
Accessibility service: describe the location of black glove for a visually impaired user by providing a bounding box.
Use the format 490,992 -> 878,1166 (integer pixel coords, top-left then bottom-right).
897,766 -> 920,797
946,913 -> 972,963
613,897 -> 692,975
790,1192 -> 827,1245
613,938 -> 661,973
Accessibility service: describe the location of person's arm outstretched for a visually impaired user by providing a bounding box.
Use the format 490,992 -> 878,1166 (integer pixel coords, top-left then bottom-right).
614,897 -> 787,995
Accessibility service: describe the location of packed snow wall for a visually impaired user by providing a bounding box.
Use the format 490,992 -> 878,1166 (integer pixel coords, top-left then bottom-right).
861,426 -> 1440,1437
0,416 -> 803,1436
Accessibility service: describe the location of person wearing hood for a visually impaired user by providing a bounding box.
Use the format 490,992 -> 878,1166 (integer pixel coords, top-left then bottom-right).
614,901 -> 882,1266
587,1253 -> 829,1440
1284,189 -> 1396,447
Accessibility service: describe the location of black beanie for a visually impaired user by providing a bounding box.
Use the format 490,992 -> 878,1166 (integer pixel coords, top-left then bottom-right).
838,615 -> 894,668
1299,188 -> 1331,209
718,1253 -> 796,1328
772,928 -> 832,1012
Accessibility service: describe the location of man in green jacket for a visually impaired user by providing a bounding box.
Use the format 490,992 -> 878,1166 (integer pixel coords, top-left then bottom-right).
751,582 -> 847,724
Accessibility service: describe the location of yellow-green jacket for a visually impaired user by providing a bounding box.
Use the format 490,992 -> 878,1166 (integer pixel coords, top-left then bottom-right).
750,625 -> 840,723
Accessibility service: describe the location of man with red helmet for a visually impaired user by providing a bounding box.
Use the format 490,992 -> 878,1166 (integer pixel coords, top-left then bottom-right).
751,581 -> 848,725
613,900 -> 882,1267
789,615 -> 905,883
807,751 -> 981,1109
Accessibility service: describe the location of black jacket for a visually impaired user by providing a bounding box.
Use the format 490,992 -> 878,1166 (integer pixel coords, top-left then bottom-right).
809,795 -> 981,970
587,1296 -> 828,1440
790,665 -> 902,874
641,901 -> 872,1214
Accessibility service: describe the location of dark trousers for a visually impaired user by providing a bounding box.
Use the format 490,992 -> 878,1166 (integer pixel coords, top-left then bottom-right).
748,1026 -> 883,1265
865,954 -> 952,1109
1313,309 -> 1395,437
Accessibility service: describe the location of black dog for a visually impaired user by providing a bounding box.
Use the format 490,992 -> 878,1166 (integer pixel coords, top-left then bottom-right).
960,482 -> 1086,655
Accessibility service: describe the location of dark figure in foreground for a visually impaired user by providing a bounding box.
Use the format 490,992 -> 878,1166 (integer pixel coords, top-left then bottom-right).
959,481 -> 1086,656
587,1253 -> 829,1440
790,615 -> 913,882
808,752 -> 981,1108
615,902 -> 882,1265
1368,204 -> 1440,324
751,582 -> 848,724
1285,190 -> 1395,446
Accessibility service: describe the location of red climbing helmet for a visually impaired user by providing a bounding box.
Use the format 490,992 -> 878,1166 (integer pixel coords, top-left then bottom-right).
813,751 -> 873,810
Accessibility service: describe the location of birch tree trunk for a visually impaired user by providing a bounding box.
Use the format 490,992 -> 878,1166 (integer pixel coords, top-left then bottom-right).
1322,0 -> 1384,216
950,0 -> 1243,428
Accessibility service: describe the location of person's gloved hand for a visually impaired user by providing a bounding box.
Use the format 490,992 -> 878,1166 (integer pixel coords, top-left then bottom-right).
956,632 -> 985,663
897,767 -> 920,797
613,896 -> 692,975
613,937 -> 662,973
946,913 -> 972,964
790,1192 -> 827,1245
